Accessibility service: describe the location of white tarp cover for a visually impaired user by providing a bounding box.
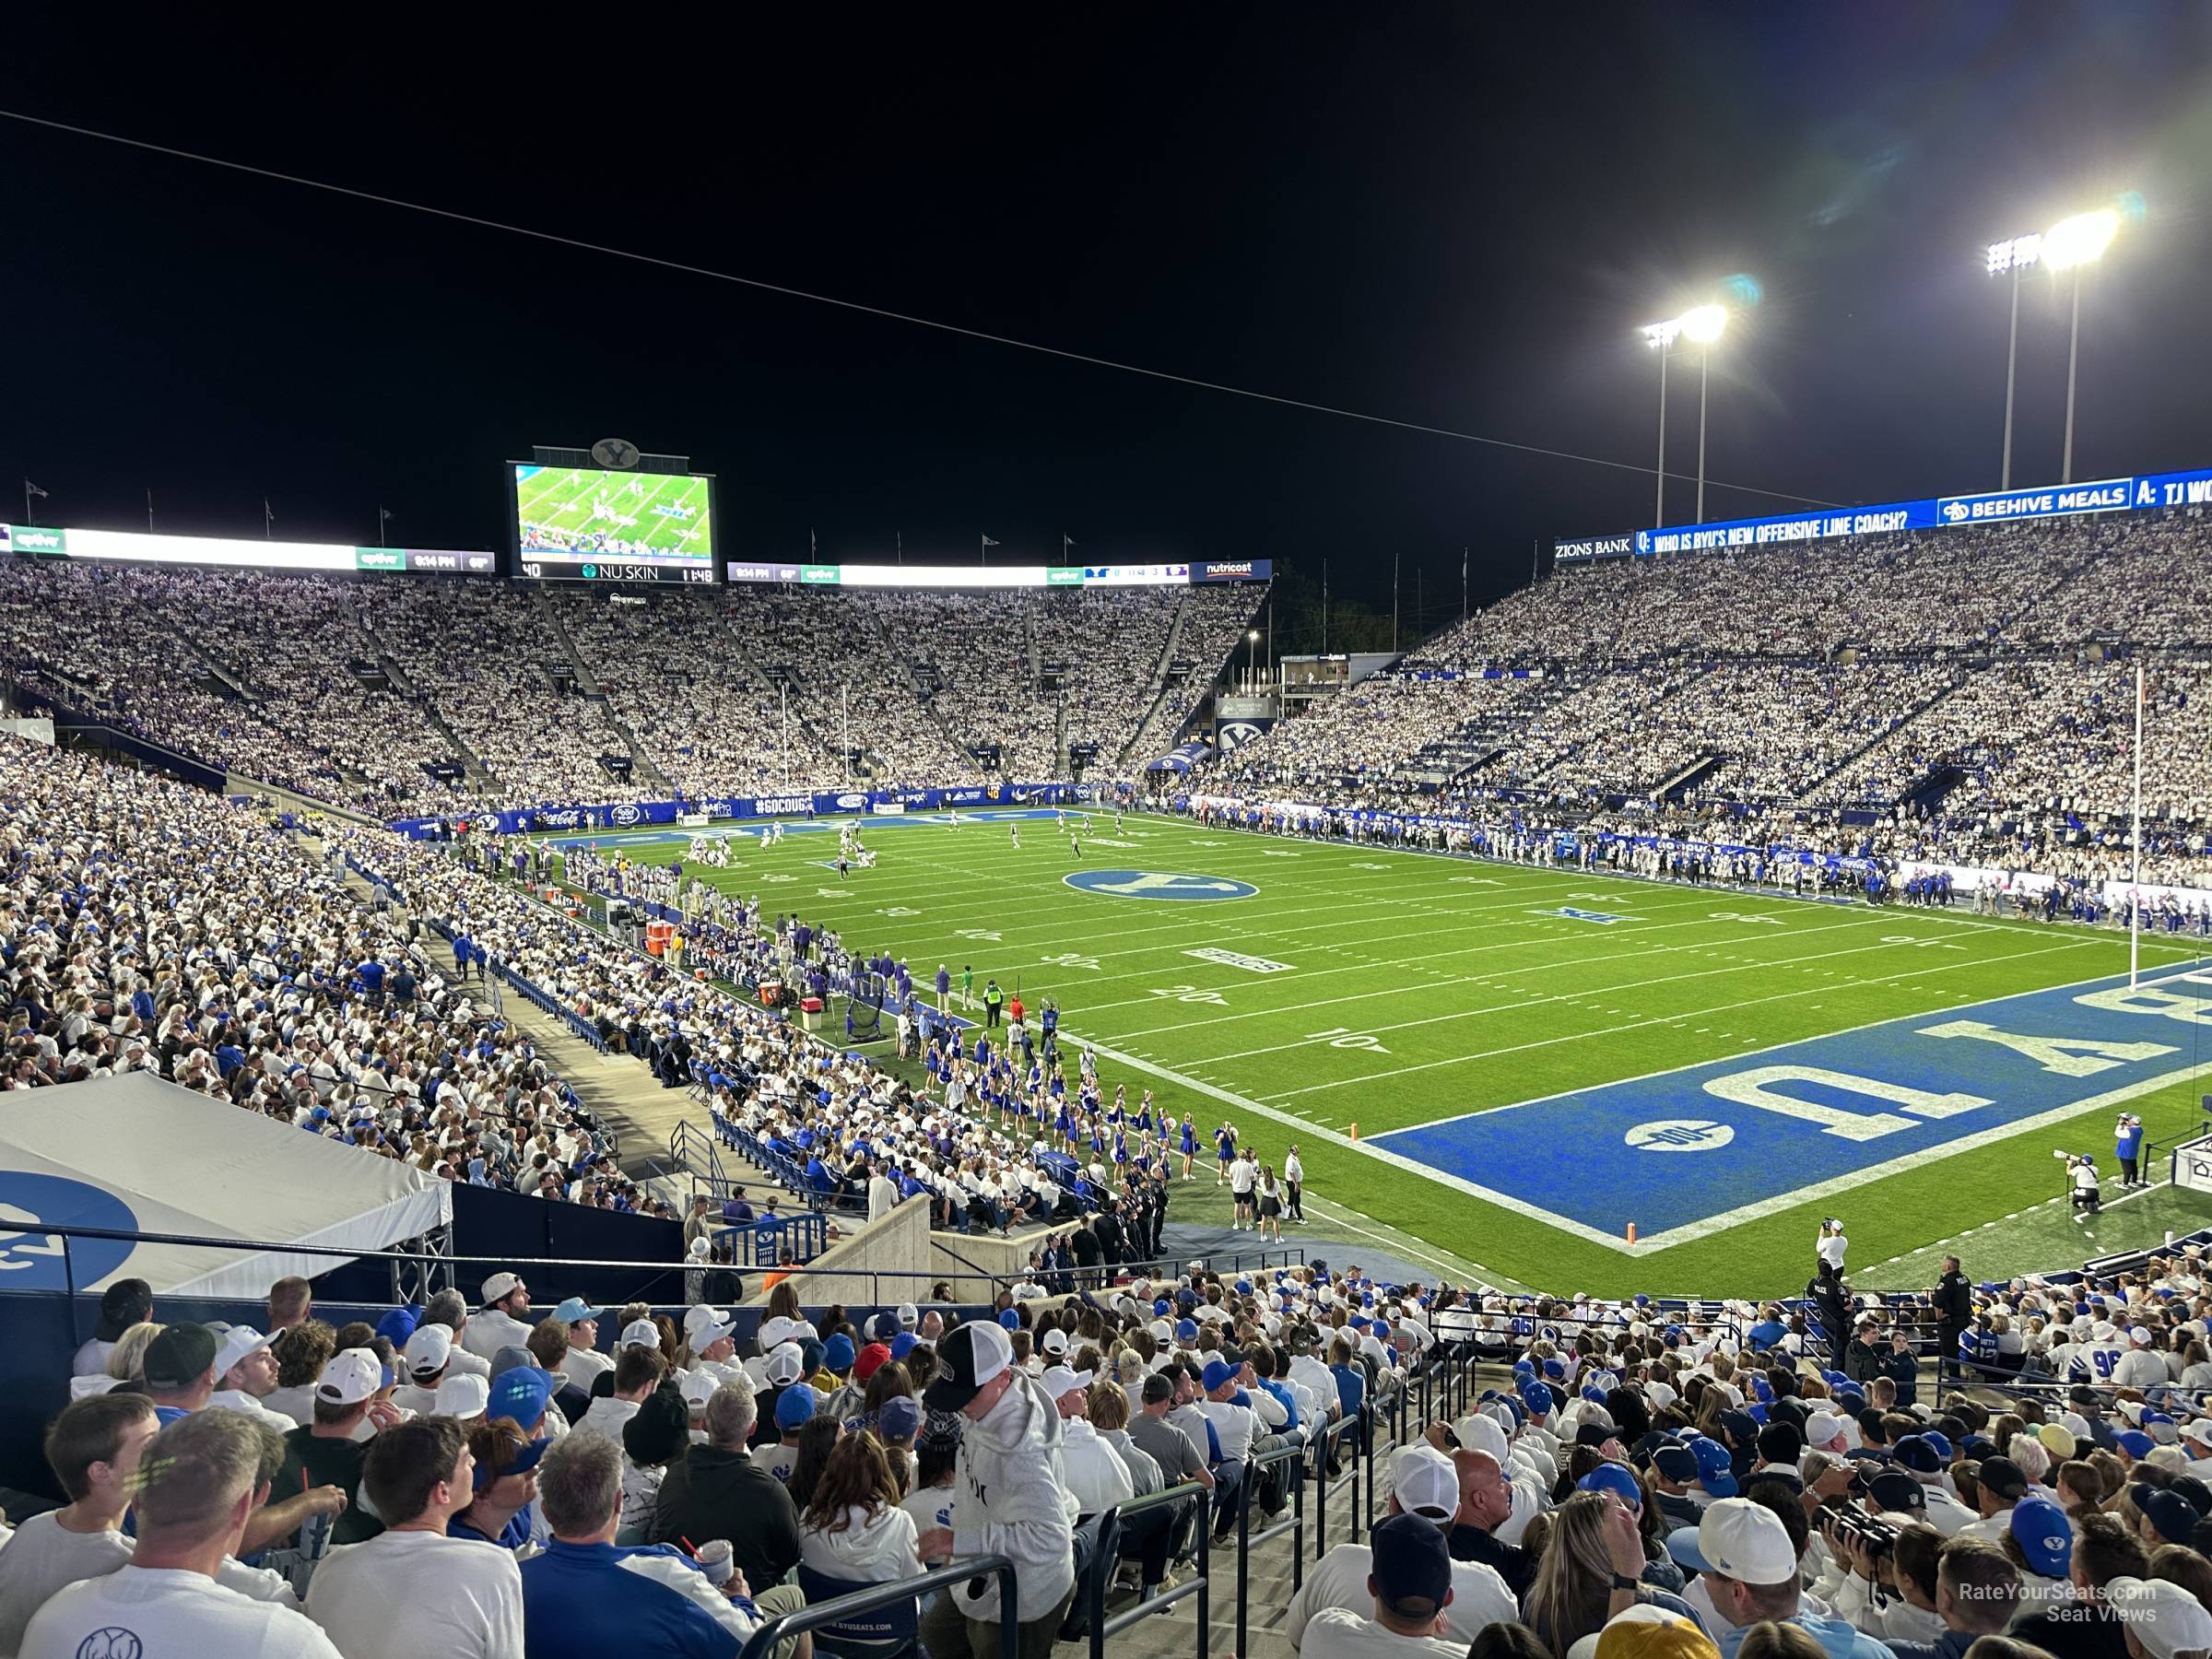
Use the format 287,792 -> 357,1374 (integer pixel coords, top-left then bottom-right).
0,1073 -> 450,1298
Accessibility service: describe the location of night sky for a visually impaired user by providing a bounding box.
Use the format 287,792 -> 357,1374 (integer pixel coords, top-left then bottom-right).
4,7 -> 2209,619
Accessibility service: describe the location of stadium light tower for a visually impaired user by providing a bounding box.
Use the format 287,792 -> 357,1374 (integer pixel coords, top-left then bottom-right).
1987,205 -> 2123,487
1641,303 -> 1729,526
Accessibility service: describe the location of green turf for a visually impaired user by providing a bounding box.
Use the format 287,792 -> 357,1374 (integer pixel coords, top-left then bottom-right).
546,810 -> 2212,1299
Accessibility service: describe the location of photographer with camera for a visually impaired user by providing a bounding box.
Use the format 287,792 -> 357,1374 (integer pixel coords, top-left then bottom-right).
1821,1509 -> 1945,1647
2067,1152 -> 2104,1222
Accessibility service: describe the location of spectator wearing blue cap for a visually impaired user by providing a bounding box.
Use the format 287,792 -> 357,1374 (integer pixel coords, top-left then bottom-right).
2002,1495 -> 2076,1611
1958,1456 -> 2029,1544
2008,1511 -> 2153,1657
1889,1438 -> 1975,1535
2128,1482 -> 2201,1549
552,1298 -> 610,1392
1650,1441 -> 1705,1524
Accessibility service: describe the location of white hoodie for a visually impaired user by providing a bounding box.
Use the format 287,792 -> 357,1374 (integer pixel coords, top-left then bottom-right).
799,1503 -> 925,1583
949,1373 -> 1078,1622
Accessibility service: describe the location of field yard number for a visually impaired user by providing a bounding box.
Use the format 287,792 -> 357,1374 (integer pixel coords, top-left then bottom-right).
1350,862 -> 1388,870
878,906 -> 920,917
1306,1025 -> 1391,1053
1088,837 -> 1139,849
816,888 -> 848,899
1041,951 -> 1100,971
759,873 -> 794,883
1261,850 -> 1302,857
1710,911 -> 1783,925
1879,935 -> 1965,951
955,928 -> 1002,942
1150,983 -> 1228,1005
1450,877 -> 1503,886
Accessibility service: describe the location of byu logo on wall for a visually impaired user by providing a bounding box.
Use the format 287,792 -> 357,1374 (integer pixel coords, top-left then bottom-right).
608,803 -> 643,827
0,1173 -> 141,1290
1065,869 -> 1258,901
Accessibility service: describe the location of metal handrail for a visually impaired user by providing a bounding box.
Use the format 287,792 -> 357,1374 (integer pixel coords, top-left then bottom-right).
734,1552 -> 1018,1659
1311,1411 -> 1366,1558
1233,1437 -> 1310,1659
1085,1480 -> 1212,1659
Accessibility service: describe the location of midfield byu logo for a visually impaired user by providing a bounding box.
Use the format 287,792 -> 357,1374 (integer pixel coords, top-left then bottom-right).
1624,1120 -> 1735,1153
0,1173 -> 140,1289
1065,870 -> 1258,901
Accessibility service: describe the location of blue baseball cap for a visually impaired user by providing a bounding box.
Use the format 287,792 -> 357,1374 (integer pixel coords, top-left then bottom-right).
1201,1359 -> 1235,1393
552,1297 -> 603,1325
889,1333 -> 918,1362
2136,1483 -> 2199,1546
1653,1443 -> 1700,1483
823,1334 -> 856,1373
1519,1381 -> 1551,1417
878,1395 -> 923,1441
2011,1497 -> 2072,1578
487,1365 -> 553,1428
1174,1319 -> 1199,1343
2116,1430 -> 2155,1459
997,1310 -> 1020,1330
375,1306 -> 421,1347
1893,1436 -> 1942,1475
775,1383 -> 819,1431
1578,1461 -> 1643,1512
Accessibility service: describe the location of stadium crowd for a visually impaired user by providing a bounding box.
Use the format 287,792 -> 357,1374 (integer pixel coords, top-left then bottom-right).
22,1224 -> 2212,1659
0,734 -> 660,1211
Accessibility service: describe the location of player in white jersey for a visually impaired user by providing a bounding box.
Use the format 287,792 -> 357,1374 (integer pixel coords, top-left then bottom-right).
1010,824 -> 1020,849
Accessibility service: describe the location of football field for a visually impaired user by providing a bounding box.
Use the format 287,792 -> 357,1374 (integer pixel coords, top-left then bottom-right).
543,808 -> 2212,1298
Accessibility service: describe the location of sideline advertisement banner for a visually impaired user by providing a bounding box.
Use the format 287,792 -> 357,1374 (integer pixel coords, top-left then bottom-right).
387,781 -> 1102,839
1553,461 -> 2212,563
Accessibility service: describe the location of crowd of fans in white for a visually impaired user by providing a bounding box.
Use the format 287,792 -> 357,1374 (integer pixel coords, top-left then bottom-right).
0,565 -> 1261,818
1200,506 -> 2212,896
0,735 -> 653,1210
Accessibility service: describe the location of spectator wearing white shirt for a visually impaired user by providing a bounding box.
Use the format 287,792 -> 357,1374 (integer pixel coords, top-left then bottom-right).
1045,1365 -> 1135,1519
553,1298 -> 613,1392
18,1409 -> 342,1659
206,1325 -> 295,1432
307,1414 -> 524,1658
1298,1512 -> 1465,1659
1288,1446 -> 1516,1652
70,1278 -> 151,1380
462,1272 -> 535,1360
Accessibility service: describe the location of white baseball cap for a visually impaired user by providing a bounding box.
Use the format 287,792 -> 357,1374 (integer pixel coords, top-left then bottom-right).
620,1319 -> 662,1351
316,1347 -> 385,1407
1041,1329 -> 1071,1357
1392,1444 -> 1460,1521
2131,1325 -> 2157,1347
763,1342 -> 806,1386
681,1370 -> 723,1409
898,1302 -> 919,1328
1454,1412 -> 1511,1465
685,1305 -> 735,1348
435,1373 -> 490,1419
1693,1497 -> 1796,1584
403,1324 -> 453,1377
2107,1577 -> 2212,1659
759,1315 -> 805,1349
1806,1412 -> 1845,1445
481,1271 -> 523,1303
1040,1364 -> 1094,1400
214,1325 -> 276,1379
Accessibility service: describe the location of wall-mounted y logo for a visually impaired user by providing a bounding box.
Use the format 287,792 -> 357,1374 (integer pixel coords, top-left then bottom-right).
1064,870 -> 1257,900
0,1174 -> 139,1290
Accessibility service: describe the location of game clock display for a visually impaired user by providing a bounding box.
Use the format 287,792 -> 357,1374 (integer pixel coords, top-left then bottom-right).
510,463 -> 717,582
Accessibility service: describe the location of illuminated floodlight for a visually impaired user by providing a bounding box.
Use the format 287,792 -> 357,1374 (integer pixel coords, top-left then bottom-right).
1986,232 -> 2041,275
1678,304 -> 1727,345
2042,207 -> 2120,271
1641,318 -> 1682,348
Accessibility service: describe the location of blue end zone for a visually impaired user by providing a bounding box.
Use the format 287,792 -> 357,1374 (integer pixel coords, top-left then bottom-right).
1371,964 -> 2212,1249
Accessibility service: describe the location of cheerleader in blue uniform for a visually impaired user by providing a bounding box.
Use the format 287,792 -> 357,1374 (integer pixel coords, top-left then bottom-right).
1178,1113 -> 1197,1182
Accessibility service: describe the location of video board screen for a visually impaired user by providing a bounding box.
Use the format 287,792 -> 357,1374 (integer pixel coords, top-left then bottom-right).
510,464 -> 718,584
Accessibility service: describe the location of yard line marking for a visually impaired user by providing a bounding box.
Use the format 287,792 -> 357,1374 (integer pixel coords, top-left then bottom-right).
1261,933 -> 2126,1103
